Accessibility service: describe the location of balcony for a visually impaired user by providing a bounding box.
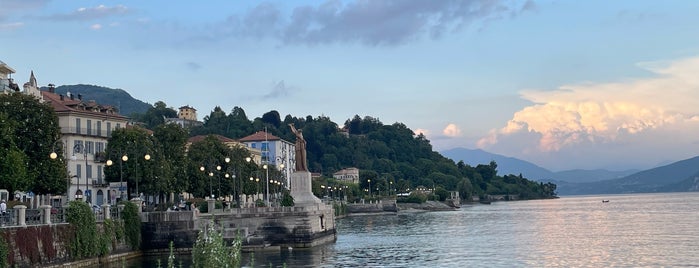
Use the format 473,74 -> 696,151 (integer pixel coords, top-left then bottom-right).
60,127 -> 113,138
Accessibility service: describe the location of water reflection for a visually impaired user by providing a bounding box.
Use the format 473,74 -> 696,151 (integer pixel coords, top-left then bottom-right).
115,193 -> 699,267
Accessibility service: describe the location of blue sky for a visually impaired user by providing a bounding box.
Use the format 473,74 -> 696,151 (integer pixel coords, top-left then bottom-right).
2,0 -> 699,171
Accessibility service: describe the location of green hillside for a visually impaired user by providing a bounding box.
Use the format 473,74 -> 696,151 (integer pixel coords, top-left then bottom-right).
49,84 -> 151,116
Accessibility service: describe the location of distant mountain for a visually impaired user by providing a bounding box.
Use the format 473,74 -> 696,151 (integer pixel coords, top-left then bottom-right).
441,148 -> 555,181
48,84 -> 151,116
440,148 -> 635,183
554,169 -> 638,183
562,155 -> 699,195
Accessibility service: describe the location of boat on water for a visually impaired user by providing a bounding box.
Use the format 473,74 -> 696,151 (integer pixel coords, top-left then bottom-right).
602,200 -> 610,203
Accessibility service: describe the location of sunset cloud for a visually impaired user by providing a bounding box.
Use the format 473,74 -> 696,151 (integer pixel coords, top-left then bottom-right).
414,128 -> 430,136
479,56 -> 699,152
443,123 -> 462,137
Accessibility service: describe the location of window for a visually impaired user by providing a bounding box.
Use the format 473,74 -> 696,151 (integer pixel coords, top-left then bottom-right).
96,142 -> 104,153
74,140 -> 84,153
87,119 -> 92,135
76,164 -> 82,178
86,141 -> 94,154
98,166 -> 103,180
76,118 -> 81,134
261,142 -> 269,151
96,121 -> 102,136
251,143 -> 257,149
116,123 -> 121,129
86,164 -> 92,179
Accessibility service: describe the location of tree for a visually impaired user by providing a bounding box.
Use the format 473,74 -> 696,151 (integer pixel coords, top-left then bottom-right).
0,93 -> 67,197
148,123 -> 188,203
132,101 -> 177,129
104,127 -> 154,199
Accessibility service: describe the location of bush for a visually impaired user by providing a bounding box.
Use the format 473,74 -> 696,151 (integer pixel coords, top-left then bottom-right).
65,201 -> 98,259
280,191 -> 294,207
192,221 -> 242,268
397,192 -> 427,204
122,202 -> 141,250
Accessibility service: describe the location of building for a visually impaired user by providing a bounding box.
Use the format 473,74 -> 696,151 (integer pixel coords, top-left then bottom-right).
164,105 -> 203,129
333,168 -> 360,184
41,83 -> 130,206
0,60 -> 19,93
239,130 -> 295,187
186,134 -> 262,164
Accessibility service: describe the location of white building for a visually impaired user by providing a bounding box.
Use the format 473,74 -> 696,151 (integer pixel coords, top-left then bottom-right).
42,85 -> 129,206
333,168 -> 360,184
239,131 -> 295,188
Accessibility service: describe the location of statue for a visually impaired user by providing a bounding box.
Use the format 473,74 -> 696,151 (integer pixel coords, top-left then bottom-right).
289,123 -> 308,171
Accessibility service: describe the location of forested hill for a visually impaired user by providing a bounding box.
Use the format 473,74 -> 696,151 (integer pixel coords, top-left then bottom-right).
47,84 -> 151,116
177,108 -> 557,200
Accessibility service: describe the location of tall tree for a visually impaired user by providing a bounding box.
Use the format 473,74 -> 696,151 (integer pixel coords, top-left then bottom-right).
0,93 -> 67,197
104,127 -> 154,199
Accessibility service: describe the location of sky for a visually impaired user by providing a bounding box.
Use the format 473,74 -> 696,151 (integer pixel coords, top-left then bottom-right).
2,0 -> 699,172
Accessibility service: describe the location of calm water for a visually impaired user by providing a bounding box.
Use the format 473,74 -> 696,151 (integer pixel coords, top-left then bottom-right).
132,192 -> 699,267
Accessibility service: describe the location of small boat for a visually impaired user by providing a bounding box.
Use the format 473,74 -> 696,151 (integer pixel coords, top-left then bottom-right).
602,200 -> 610,203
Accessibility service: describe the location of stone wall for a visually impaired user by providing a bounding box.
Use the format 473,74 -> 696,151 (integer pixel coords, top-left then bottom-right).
0,223 -> 131,267
346,199 -> 398,214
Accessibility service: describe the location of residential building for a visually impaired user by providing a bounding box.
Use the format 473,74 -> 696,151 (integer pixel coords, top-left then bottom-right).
333,167 -> 360,184
164,105 -> 203,129
0,60 -> 19,93
41,82 -> 129,206
239,130 -> 295,187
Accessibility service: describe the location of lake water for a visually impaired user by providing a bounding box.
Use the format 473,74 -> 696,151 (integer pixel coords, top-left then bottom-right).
133,192 -> 699,267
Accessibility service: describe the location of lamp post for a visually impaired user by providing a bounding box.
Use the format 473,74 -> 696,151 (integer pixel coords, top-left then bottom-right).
106,154 -> 128,202
199,165 -> 216,199
72,143 -> 90,202
263,163 -> 269,206
135,154 -> 151,201
368,179 -> 372,198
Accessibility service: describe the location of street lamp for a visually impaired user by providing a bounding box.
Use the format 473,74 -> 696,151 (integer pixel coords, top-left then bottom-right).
368,179 -> 372,198
106,154 -> 128,202
136,154 -> 151,201
199,166 -> 215,199
72,143 -> 89,202
263,163 -> 269,206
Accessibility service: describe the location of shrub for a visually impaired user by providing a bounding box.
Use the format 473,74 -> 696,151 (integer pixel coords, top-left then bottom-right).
122,202 -> 141,250
65,201 -> 98,259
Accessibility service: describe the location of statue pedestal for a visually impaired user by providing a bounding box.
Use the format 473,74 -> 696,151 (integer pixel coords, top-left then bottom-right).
291,171 -> 322,206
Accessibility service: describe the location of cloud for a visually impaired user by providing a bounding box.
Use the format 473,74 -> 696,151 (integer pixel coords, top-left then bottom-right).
261,80 -> 293,100
414,128 -> 430,136
216,0 -> 532,46
90,24 -> 102,30
45,5 -> 129,21
479,56 -> 699,153
0,0 -> 49,21
443,123 -> 462,137
0,22 -> 24,31
185,62 -> 202,71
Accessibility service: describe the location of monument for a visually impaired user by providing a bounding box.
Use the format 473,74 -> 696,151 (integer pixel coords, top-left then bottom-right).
289,123 -> 323,205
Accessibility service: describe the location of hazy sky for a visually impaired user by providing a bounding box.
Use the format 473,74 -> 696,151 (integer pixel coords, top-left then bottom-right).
2,0 -> 699,171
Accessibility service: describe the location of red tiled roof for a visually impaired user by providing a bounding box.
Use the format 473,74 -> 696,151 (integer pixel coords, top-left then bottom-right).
238,131 -> 283,142
188,134 -> 237,144
40,90 -> 128,120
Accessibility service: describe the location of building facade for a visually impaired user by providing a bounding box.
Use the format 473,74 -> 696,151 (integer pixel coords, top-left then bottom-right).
333,167 -> 360,184
239,131 -> 295,188
164,105 -> 203,129
42,84 -> 130,206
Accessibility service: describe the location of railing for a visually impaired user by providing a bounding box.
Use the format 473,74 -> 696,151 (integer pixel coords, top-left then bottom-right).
50,207 -> 66,223
25,209 -> 43,225
0,204 -> 122,228
0,209 -> 16,226
60,127 -> 114,138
